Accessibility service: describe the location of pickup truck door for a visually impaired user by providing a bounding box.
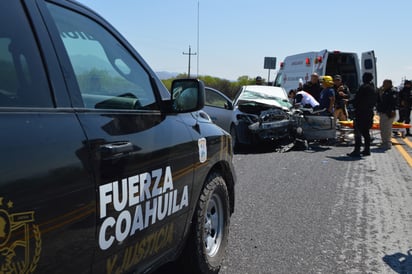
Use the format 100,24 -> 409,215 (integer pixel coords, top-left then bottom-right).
361,51 -> 377,88
42,2 -> 196,273
0,0 -> 96,273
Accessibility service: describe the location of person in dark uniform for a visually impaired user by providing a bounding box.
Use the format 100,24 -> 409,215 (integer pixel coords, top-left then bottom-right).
255,76 -> 263,85
303,72 -> 322,101
333,75 -> 350,121
397,80 -> 412,136
347,72 -> 377,157
377,79 -> 398,149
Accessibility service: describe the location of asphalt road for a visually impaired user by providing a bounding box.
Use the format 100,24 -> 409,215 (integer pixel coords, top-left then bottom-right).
220,135 -> 412,274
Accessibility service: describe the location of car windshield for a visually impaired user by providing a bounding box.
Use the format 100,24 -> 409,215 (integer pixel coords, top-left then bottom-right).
239,90 -> 280,101
239,89 -> 291,109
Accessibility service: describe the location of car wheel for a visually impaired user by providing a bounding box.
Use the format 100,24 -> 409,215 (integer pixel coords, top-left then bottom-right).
182,172 -> 230,274
230,125 -> 239,152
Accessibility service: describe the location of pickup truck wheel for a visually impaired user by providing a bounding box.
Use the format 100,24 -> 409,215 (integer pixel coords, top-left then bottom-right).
230,125 -> 239,152
183,172 -> 230,273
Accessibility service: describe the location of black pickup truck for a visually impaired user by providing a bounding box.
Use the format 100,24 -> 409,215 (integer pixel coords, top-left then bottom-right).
0,1 -> 235,273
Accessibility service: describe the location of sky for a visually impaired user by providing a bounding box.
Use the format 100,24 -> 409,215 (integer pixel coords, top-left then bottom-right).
77,0 -> 412,86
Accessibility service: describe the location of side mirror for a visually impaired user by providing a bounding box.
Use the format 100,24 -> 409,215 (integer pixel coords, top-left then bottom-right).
171,79 -> 205,113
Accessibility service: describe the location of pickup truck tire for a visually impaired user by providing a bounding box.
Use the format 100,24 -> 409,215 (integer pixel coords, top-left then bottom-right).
183,172 -> 230,273
230,125 -> 239,152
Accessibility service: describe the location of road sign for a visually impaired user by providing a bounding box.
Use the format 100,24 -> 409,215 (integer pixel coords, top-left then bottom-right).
264,57 -> 276,69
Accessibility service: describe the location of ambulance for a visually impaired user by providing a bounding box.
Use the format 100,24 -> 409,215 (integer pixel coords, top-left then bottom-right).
274,50 -> 377,95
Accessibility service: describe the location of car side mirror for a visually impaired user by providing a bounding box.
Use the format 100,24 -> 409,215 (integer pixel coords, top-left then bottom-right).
171,79 -> 205,113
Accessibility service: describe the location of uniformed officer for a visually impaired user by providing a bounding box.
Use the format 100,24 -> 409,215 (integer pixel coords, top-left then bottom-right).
347,72 -> 377,157
377,79 -> 398,149
397,80 -> 412,136
333,75 -> 350,121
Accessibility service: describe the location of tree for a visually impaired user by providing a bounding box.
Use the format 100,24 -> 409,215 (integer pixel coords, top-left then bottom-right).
161,74 -> 261,99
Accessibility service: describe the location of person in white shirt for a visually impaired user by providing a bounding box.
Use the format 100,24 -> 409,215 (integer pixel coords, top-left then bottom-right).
288,89 -> 320,109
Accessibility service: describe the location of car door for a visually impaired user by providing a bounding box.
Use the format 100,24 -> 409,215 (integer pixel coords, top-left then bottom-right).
40,1 -> 196,273
203,87 -> 233,132
0,0 -> 95,273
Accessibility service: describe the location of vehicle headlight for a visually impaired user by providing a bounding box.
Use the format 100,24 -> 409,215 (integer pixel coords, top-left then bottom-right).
248,122 -> 260,130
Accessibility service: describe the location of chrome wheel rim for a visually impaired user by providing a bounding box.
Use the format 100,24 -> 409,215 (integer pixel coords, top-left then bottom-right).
204,193 -> 224,257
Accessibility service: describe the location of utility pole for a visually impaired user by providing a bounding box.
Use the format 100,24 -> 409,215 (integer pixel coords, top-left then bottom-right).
183,45 -> 197,78
196,0 -> 200,77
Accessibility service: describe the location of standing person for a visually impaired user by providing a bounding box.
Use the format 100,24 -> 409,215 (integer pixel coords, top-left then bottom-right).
397,80 -> 412,136
319,75 -> 335,116
347,72 -> 377,157
255,76 -> 263,85
333,75 -> 350,121
377,79 -> 398,149
303,73 -> 322,101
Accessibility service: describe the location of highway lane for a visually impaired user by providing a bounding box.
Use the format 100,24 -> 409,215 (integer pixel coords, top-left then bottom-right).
393,136 -> 412,168
221,135 -> 412,274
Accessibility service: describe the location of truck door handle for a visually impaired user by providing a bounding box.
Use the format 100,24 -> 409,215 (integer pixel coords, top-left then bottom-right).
100,141 -> 134,157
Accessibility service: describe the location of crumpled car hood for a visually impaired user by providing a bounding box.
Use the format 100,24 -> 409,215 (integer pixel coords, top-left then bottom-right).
236,100 -> 291,130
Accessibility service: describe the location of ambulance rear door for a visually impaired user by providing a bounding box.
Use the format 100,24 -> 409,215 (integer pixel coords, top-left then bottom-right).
315,49 -> 328,75
361,51 -> 377,87
277,52 -> 317,92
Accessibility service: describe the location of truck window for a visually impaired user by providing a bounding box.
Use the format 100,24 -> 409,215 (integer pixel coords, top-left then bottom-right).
274,72 -> 284,87
46,3 -> 158,110
364,59 -> 373,70
0,1 -> 53,108
325,53 -> 359,93
205,89 -> 227,109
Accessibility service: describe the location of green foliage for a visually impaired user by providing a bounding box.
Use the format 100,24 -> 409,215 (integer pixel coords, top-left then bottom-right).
75,70 -> 262,100
77,68 -> 139,95
161,74 -> 261,99
162,78 -> 173,91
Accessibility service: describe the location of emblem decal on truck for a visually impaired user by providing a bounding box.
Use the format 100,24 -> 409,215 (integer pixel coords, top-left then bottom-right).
198,138 -> 207,163
0,197 -> 41,273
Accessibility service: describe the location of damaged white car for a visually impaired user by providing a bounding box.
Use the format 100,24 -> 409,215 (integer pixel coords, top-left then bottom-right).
229,85 -> 292,149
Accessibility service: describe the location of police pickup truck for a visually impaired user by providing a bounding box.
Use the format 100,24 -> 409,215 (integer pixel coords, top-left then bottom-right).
0,1 -> 235,273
